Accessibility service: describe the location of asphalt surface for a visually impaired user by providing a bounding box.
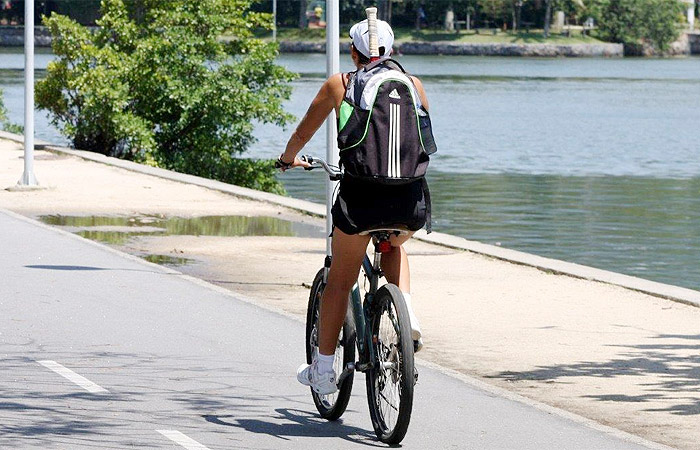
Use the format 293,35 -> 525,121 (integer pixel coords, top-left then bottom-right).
0,209 -> 658,449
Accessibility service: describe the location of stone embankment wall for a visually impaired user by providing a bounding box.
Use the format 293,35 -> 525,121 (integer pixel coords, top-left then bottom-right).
0,26 -> 52,47
280,40 -> 624,57
398,42 -> 623,57
624,32 -> 700,56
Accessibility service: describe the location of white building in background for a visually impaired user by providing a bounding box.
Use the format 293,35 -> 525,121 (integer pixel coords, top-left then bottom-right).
682,0 -> 696,30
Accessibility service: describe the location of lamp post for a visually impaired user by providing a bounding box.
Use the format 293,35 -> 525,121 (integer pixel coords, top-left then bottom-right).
325,0 -> 339,256
272,0 -> 277,41
17,0 -> 38,187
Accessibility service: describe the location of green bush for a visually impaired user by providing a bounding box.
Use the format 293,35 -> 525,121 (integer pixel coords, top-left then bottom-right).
36,0 -> 296,194
589,0 -> 685,52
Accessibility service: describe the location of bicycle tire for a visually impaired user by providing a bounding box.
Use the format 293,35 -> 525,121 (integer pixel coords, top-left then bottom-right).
366,283 -> 415,444
305,268 -> 356,421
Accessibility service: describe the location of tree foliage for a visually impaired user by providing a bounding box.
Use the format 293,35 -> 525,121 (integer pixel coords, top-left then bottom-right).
589,0 -> 685,51
0,89 -> 8,125
476,0 -> 511,26
36,0 -> 296,194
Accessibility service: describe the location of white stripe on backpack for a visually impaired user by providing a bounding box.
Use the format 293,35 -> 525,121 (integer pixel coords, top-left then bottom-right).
389,103 -> 401,178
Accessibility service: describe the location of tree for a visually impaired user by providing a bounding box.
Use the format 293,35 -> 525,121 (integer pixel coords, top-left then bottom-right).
299,0 -> 308,28
36,0 -> 296,194
589,0 -> 685,51
543,0 -> 552,36
477,0 -> 511,27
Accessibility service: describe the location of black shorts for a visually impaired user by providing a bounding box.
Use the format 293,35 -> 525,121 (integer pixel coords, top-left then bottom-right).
331,177 -> 429,235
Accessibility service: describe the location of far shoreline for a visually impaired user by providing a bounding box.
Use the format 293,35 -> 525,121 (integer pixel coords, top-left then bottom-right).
1,26 -> 698,57
278,40 -> 625,58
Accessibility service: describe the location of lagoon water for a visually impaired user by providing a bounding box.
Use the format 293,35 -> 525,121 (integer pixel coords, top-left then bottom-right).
2,48 -> 700,290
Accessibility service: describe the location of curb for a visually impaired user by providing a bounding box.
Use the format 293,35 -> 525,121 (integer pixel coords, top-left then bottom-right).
2,130 -> 699,308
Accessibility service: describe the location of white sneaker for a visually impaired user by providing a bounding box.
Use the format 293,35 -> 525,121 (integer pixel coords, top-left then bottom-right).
405,303 -> 422,341
402,293 -> 423,352
414,338 -> 424,353
297,361 -> 337,395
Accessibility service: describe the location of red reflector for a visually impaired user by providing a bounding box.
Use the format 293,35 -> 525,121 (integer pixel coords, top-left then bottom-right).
377,240 -> 392,253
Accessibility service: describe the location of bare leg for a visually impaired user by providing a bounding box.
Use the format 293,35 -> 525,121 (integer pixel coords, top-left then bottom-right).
381,232 -> 423,345
318,229 -> 370,356
380,232 -> 415,292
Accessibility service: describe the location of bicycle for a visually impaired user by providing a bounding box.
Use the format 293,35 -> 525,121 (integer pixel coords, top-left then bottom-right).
297,155 -> 417,444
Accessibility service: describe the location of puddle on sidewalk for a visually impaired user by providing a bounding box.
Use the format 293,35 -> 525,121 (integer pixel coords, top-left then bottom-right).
141,254 -> 194,266
38,214 -> 325,264
39,214 -> 324,240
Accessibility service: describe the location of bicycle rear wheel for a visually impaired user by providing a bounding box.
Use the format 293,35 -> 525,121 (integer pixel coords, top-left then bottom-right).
306,268 -> 356,420
366,283 -> 415,444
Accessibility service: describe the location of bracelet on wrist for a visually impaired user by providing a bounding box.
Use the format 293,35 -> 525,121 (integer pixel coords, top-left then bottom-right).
275,154 -> 294,169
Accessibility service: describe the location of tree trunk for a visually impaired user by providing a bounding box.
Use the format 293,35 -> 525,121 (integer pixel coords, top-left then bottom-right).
299,0 -> 307,29
543,0 -> 552,38
378,0 -> 388,21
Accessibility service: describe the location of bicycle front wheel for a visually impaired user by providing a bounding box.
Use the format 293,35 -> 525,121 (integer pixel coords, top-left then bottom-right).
366,283 -> 415,444
306,268 -> 356,421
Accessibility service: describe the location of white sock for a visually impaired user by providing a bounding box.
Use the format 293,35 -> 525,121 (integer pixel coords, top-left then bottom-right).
403,292 -> 413,308
403,292 -> 422,340
316,352 -> 335,374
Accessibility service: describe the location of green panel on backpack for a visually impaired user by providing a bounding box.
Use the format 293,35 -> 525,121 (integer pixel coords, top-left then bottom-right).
339,101 -> 354,132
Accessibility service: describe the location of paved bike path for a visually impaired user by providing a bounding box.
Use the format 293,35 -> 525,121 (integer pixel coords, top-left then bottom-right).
0,209 -> 661,449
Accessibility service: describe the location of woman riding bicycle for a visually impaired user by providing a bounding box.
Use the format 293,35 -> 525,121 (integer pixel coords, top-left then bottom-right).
278,19 -> 430,395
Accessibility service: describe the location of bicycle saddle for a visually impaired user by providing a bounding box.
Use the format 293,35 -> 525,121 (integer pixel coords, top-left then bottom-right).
359,226 -> 410,236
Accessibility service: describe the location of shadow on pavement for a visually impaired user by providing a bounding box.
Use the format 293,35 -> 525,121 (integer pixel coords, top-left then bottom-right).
487,332 -> 700,416
203,408 -> 381,446
25,265 -> 110,271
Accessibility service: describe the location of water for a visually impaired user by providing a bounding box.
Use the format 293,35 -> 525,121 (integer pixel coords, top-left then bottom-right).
38,214 -> 325,245
4,48 -> 700,290
0,47 -> 67,144
36,214 -> 324,266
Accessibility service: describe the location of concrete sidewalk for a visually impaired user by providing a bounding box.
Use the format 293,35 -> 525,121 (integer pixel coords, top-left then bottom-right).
0,207 -> 660,449
2,137 -> 699,449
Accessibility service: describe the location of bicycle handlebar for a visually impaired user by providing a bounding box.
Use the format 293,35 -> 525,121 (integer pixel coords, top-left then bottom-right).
300,155 -> 343,181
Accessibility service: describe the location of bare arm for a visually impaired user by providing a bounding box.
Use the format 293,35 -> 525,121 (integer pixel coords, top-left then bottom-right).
280,74 -> 344,167
410,76 -> 429,111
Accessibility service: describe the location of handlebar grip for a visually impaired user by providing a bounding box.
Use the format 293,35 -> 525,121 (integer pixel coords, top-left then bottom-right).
300,155 -> 315,170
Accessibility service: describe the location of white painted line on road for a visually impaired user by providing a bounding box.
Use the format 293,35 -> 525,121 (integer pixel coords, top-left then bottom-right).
157,430 -> 210,450
36,360 -> 109,394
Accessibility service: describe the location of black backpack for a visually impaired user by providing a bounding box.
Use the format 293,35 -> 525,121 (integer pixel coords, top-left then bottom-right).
337,59 -> 437,184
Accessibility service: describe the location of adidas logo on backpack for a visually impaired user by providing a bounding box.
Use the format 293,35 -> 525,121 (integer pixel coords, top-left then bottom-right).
337,59 -> 437,184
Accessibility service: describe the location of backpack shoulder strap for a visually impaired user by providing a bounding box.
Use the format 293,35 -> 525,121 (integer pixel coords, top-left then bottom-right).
383,58 -> 408,74
344,70 -> 360,105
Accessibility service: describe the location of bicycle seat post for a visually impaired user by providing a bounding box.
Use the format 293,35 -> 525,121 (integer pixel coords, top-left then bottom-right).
372,231 -> 393,272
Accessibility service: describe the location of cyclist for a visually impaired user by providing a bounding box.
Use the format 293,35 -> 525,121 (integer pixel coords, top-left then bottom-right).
278,19 -> 430,395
